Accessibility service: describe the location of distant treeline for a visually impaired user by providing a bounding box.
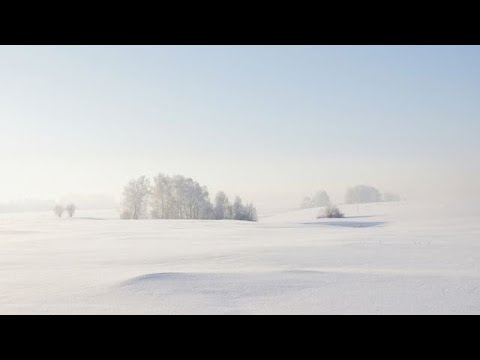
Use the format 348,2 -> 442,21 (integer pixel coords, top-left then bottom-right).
301,185 -> 402,209
120,174 -> 257,221
345,185 -> 401,204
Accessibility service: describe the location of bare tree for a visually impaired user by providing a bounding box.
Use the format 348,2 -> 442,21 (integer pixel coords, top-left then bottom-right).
53,204 -> 65,218
65,204 -> 76,217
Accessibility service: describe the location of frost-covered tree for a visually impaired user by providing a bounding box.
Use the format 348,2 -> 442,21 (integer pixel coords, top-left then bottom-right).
312,191 -> 331,207
187,181 -> 209,219
214,191 -> 231,219
300,197 -> 312,209
170,175 -> 211,219
345,185 -> 381,204
66,203 -> 76,217
231,196 -> 257,221
383,192 -> 400,202
301,190 -> 331,209
232,196 -> 244,220
121,173 -> 257,221
199,200 -> 215,220
53,204 -> 65,218
151,174 -> 171,219
171,175 -> 187,219
121,176 -> 151,219
150,174 -> 214,220
243,203 -> 258,222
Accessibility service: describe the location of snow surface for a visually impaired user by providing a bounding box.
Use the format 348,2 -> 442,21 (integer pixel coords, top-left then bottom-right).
1,202 -> 480,314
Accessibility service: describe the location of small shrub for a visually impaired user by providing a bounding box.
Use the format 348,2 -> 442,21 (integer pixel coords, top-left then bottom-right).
318,205 -> 344,219
66,204 -> 76,217
53,205 -> 65,218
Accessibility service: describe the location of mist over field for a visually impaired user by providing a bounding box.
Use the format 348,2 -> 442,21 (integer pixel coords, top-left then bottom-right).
1,45 -> 479,314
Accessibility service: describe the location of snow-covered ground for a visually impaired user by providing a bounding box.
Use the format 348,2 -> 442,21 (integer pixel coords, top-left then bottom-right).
1,201 -> 480,314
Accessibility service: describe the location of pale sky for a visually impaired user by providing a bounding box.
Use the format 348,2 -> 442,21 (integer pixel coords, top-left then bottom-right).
1,45 -> 479,209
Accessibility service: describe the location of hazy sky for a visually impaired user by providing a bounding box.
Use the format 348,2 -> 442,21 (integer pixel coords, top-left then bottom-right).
1,45 -> 479,209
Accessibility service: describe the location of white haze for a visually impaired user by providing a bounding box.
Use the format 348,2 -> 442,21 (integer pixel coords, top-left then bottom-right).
0,45 -> 479,212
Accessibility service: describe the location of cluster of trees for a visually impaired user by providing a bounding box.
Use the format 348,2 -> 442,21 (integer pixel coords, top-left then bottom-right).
301,190 -> 331,209
213,191 -> 257,221
301,190 -> 344,218
301,186 -> 401,208
345,185 -> 382,204
120,174 -> 257,221
345,185 -> 401,204
53,204 -> 76,218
